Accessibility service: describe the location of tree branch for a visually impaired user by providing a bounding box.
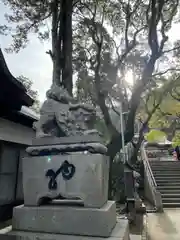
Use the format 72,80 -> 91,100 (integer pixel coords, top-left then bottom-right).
162,45 -> 180,55
124,2 -> 131,49
144,91 -> 151,115
133,78 -> 172,155
148,0 -> 159,56
158,106 -> 172,117
46,50 -> 53,60
159,13 -> 168,54
90,1 -> 118,136
170,91 -> 180,102
152,68 -> 180,77
108,96 -> 120,116
73,0 -> 81,8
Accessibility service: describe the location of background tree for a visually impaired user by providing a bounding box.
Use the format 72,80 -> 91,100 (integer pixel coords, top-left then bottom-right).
73,0 -> 180,197
2,0 -> 180,198
145,129 -> 167,143
137,73 -> 180,144
1,0 -> 76,95
172,131 -> 180,147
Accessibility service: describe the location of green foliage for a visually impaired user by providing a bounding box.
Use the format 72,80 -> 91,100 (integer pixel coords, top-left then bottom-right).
150,90 -> 180,129
149,113 -> 170,129
145,130 -> 167,143
1,0 -> 52,52
138,74 -> 180,137
172,131 -> 180,147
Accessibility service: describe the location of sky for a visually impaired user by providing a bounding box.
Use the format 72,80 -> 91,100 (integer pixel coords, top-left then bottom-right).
0,2 -> 180,102
0,2 -> 52,102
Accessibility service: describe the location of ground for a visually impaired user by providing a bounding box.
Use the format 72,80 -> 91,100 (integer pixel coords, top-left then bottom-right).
146,209 -> 180,240
127,208 -> 180,239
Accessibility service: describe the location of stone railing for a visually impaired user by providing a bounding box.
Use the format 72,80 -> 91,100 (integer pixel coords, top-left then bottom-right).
141,145 -> 163,212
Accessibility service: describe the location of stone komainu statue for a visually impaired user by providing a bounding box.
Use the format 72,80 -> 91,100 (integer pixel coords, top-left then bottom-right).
34,84 -> 100,138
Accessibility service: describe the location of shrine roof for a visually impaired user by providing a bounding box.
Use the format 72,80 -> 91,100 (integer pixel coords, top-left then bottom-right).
0,48 -> 34,110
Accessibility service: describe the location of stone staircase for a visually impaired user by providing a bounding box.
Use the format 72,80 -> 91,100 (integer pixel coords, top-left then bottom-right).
150,160 -> 180,208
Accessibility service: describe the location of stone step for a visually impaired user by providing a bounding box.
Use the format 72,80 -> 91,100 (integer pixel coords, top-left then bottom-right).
156,176 -> 180,179
148,160 -> 180,209
155,175 -> 180,178
152,171 -> 180,173
156,179 -> 180,183
149,160 -> 179,162
153,171 -> 180,174
156,182 -> 180,187
154,174 -> 180,176
161,193 -> 180,198
157,184 -> 180,191
154,176 -> 180,179
151,167 -> 180,171
158,188 -> 180,192
151,162 -> 180,164
151,165 -> 180,167
157,186 -> 180,189
162,198 -> 180,203
163,202 -> 180,208
155,178 -> 180,181
150,164 -> 180,168
150,161 -> 180,163
152,168 -> 180,170
156,181 -> 180,185
150,165 -> 180,168
159,189 -> 180,194
150,163 -> 180,166
153,171 -> 180,173
151,167 -> 180,169
158,185 -> 180,190
156,177 -> 180,181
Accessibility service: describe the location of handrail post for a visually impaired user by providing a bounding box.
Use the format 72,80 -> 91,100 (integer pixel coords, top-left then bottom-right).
141,143 -> 163,212
124,166 -> 136,221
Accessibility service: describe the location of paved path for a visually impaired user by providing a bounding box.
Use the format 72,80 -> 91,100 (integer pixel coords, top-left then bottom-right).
147,209 -> 180,240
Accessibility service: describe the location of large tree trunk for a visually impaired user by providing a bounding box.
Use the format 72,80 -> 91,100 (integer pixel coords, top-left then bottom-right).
62,0 -> 73,96
107,57 -> 157,198
107,55 -> 157,159
107,82 -> 144,199
52,0 -> 61,86
51,0 -> 73,94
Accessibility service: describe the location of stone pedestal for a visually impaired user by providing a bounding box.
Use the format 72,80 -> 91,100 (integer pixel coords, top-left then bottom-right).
0,219 -> 130,240
23,150 -> 109,208
8,136 -> 129,239
12,201 -> 116,237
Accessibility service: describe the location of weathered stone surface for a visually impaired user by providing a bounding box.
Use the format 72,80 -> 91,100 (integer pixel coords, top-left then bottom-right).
23,152 -> 109,208
34,84 -> 100,138
12,202 -> 116,237
26,142 -> 107,156
46,84 -> 74,103
0,219 -> 130,240
32,135 -> 103,146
